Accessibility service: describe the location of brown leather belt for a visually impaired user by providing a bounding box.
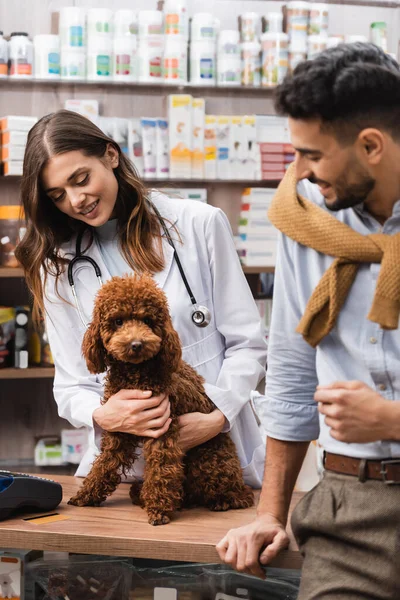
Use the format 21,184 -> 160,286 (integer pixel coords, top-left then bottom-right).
324,452 -> 400,484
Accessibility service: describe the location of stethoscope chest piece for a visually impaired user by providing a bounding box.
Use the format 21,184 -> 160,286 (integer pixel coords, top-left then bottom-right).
191,305 -> 212,328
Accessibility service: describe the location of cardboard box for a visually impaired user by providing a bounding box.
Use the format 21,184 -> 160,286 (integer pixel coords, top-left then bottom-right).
216,116 -> 230,180
230,116 -> 247,180
167,94 -> 192,179
191,98 -> 205,179
204,115 -> 217,180
0,550 -> 42,600
3,160 -> 23,176
64,99 -> 99,121
1,145 -> 25,161
156,119 -> 169,179
0,116 -> 37,132
1,130 -> 28,146
128,118 -> 144,177
141,117 -> 157,178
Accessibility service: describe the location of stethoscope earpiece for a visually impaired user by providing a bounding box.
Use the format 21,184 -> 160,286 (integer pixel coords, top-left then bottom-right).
191,306 -> 212,328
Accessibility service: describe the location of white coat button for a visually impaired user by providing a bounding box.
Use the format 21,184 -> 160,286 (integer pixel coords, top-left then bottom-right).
369,337 -> 377,344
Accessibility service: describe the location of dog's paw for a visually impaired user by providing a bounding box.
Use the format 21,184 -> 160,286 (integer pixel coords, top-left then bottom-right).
68,494 -> 102,507
147,512 -> 170,526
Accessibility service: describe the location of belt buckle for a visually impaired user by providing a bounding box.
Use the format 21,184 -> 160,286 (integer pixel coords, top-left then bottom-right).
380,459 -> 400,484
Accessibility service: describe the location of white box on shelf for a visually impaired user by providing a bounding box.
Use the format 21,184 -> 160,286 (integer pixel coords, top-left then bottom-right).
167,94 -> 192,179
0,550 -> 42,600
141,117 -> 157,178
156,118 -> 169,179
34,436 -> 64,467
1,144 -> 26,161
242,187 -> 277,203
244,115 -> 261,180
0,116 -> 38,132
191,98 -> 205,179
61,428 -> 89,464
3,160 -> 23,176
255,115 -> 290,144
128,118 -> 144,177
64,99 -> 99,121
230,116 -> 247,180
216,116 -> 231,180
204,115 -> 217,180
0,130 -> 28,146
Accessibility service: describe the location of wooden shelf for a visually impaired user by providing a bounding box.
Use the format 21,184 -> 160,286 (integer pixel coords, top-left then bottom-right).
0,77 -> 276,95
0,367 -> 54,379
0,176 -> 281,187
0,266 -> 274,278
0,267 -> 24,277
243,266 -> 275,274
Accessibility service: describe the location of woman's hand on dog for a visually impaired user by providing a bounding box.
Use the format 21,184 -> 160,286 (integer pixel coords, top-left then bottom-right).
93,390 -> 172,438
178,409 -> 225,452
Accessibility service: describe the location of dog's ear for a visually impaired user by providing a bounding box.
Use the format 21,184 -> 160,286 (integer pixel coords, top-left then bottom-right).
82,308 -> 108,374
159,319 -> 182,373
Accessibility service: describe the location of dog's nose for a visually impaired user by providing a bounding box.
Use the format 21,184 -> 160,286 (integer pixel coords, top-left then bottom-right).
131,341 -> 143,353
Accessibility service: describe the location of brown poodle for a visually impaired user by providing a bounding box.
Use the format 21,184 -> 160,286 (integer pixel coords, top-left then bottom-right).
68,274 -> 254,525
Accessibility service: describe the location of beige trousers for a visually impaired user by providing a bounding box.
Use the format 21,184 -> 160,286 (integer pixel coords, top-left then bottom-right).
291,470 -> 400,600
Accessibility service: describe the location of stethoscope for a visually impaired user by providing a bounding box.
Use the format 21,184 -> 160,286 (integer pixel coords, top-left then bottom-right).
67,203 -> 212,330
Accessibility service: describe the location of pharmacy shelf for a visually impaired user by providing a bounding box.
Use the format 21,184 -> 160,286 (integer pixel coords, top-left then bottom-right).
0,267 -> 24,277
242,266 -> 275,274
0,77 -> 275,96
0,367 -> 55,379
0,266 -> 275,278
0,176 -> 281,187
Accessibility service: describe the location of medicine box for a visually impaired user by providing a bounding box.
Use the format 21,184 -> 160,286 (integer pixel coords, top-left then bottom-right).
167,94 -> 192,179
191,98 -> 205,179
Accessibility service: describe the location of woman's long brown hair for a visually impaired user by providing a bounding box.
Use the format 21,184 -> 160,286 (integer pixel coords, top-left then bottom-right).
15,110 -> 165,325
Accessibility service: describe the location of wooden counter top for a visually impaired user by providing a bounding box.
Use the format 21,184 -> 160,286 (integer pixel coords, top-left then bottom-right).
0,475 -> 303,569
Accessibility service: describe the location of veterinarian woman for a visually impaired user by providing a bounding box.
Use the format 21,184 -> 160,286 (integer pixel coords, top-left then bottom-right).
16,110 -> 267,488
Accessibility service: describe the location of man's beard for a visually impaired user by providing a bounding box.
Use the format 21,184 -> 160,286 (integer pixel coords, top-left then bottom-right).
309,164 -> 376,212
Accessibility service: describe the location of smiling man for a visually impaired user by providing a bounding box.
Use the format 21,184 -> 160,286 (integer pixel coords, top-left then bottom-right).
217,43 -> 400,599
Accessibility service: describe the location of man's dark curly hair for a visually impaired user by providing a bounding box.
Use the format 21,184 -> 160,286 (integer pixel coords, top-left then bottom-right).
274,43 -> 400,143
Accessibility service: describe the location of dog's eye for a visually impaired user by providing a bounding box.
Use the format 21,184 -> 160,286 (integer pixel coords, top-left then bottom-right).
115,318 -> 123,327
143,317 -> 152,326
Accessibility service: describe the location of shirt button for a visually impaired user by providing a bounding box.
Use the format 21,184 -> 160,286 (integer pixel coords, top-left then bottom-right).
378,384 -> 387,391
369,337 -> 377,344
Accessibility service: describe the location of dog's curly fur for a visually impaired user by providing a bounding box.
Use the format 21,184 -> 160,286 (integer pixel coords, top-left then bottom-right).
68,273 -> 254,525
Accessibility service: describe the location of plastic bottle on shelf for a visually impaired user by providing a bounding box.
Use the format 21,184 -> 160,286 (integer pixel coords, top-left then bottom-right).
239,12 -> 260,42
113,35 -> 138,82
138,35 -> 164,83
87,36 -> 113,81
261,32 -> 289,87
217,30 -> 241,86
163,35 -> 187,83
285,1 -> 310,53
241,40 -> 261,87
191,13 -> 219,42
0,33 -> 8,78
114,10 -> 138,36
345,34 -> 368,43
87,8 -> 113,36
288,43 -> 307,72
138,11 -> 164,37
59,6 -> 86,49
164,0 -> 188,38
34,35 -> 60,80
308,3 -> 329,35
307,34 -> 328,58
370,22 -> 387,52
263,12 -> 284,34
190,39 -> 216,85
9,32 -> 33,78
326,35 -> 344,48
61,49 -> 86,80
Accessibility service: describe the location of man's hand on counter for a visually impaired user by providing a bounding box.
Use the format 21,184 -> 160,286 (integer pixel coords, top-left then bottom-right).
216,513 -> 290,579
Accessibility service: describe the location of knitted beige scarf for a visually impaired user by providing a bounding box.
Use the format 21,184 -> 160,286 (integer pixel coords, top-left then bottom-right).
268,164 -> 400,348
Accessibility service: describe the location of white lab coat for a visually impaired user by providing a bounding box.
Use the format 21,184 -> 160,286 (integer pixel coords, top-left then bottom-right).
44,192 -> 267,487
